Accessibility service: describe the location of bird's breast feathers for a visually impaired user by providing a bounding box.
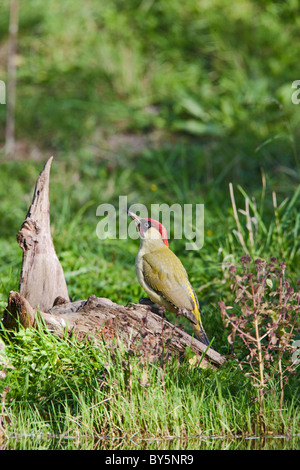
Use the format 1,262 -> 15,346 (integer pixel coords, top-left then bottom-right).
136,247 -> 199,315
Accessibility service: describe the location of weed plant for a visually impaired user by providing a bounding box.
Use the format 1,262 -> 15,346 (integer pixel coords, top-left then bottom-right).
219,257 -> 299,431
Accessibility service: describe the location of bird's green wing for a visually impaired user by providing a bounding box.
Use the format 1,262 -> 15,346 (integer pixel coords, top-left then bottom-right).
142,248 -> 196,313
142,248 -> 210,345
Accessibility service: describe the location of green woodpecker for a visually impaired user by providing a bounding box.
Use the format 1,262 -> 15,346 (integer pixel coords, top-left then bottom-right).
127,210 -> 210,346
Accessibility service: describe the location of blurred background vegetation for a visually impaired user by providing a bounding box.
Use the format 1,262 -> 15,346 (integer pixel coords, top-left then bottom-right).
0,0 -> 299,343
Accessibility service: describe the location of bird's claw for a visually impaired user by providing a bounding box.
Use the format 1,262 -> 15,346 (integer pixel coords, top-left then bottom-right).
138,297 -> 166,317
138,297 -> 155,306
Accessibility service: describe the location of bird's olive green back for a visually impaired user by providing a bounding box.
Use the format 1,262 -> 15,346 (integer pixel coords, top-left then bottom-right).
142,248 -> 198,313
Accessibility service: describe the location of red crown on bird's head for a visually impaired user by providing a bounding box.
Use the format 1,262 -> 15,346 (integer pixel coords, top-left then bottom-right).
127,210 -> 169,247
145,218 -> 169,247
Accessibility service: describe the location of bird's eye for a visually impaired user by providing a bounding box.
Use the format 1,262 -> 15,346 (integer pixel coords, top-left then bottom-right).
144,222 -> 149,228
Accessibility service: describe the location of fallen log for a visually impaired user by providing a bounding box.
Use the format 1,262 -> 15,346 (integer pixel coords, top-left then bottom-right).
3,291 -> 225,368
2,157 -> 226,369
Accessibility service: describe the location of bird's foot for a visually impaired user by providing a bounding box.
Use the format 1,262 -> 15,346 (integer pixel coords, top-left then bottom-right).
139,297 -> 166,317
153,305 -> 166,318
138,297 -> 155,306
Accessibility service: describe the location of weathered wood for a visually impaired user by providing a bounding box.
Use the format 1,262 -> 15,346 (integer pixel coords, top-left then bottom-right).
3,291 -> 225,368
3,290 -> 36,329
17,157 -> 69,311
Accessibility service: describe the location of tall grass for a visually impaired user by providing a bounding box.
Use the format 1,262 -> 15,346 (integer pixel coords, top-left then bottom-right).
227,182 -> 300,263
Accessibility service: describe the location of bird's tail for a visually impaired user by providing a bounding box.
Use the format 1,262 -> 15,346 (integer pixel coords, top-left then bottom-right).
192,322 -> 210,347
185,284 -> 211,347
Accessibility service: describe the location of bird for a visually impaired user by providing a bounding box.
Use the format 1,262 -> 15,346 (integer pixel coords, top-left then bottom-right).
127,210 -> 210,346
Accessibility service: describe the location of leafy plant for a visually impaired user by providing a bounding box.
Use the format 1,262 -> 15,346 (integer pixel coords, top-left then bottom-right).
219,256 -> 299,431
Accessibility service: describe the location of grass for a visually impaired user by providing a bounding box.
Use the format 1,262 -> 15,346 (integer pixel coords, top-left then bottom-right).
0,0 -> 299,450
1,321 -> 299,450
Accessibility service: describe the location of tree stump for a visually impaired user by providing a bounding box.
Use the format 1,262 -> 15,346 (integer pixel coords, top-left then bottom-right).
17,157 -> 69,312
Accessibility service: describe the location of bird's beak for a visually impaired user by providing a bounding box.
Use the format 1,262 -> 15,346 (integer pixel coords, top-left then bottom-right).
127,210 -> 141,226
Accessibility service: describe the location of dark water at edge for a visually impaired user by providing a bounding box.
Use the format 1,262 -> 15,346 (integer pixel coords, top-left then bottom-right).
1,432 -> 300,450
